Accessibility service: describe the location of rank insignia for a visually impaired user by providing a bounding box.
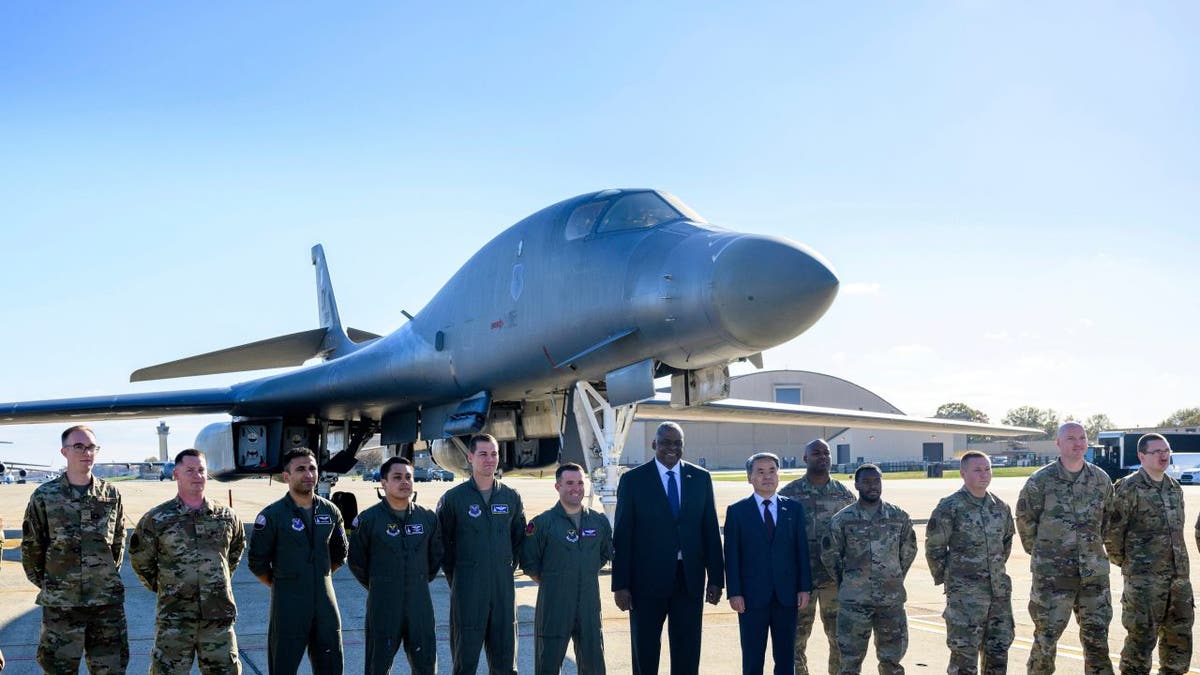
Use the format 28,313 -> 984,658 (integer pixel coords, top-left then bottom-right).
386,523 -> 401,537
468,504 -> 482,518
291,518 -> 305,531
566,529 -> 579,543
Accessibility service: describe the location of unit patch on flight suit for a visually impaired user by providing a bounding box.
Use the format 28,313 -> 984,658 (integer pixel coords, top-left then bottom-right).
386,523 -> 401,537
291,518 -> 305,531
468,504 -> 482,518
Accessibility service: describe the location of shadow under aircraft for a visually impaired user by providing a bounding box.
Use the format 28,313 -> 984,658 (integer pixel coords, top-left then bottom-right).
0,189 -> 1036,516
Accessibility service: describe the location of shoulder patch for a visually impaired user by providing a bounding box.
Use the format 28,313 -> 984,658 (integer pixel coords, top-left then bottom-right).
526,522 -> 536,535
254,514 -> 268,530
351,515 -> 360,529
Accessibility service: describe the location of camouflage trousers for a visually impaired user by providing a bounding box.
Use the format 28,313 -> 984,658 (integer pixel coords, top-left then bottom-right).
942,591 -> 1013,675
836,601 -> 907,675
152,616 -> 241,674
1027,575 -> 1114,675
38,603 -> 129,674
1118,575 -> 1193,675
795,582 -> 840,675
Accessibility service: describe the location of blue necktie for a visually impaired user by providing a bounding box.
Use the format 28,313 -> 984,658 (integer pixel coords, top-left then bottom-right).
667,470 -> 680,519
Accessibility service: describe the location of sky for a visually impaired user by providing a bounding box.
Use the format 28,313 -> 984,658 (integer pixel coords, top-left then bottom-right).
1,2 -> 1197,464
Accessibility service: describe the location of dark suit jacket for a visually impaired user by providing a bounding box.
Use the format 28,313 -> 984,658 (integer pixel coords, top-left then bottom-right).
612,459 -> 724,598
724,494 -> 812,609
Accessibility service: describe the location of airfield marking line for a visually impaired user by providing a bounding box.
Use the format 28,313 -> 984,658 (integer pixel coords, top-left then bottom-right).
238,649 -> 266,675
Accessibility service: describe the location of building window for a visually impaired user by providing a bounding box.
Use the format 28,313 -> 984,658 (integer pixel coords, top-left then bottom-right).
774,386 -> 802,405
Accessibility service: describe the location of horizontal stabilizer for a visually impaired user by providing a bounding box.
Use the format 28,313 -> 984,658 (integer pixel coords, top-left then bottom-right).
131,328 -> 328,382
0,388 -> 236,424
634,395 -> 1041,437
347,327 -> 382,343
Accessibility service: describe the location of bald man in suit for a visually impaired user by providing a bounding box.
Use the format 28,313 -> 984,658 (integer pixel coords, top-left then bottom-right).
612,422 -> 725,675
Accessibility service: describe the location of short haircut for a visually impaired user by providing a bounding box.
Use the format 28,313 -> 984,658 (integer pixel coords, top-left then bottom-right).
1057,421 -> 1085,439
469,433 -> 499,452
556,462 -> 584,481
1137,433 -> 1169,453
174,448 -> 205,464
745,452 -> 780,475
959,450 -> 990,469
282,448 -> 317,471
61,425 -> 95,446
656,421 -> 684,439
854,463 -> 882,481
804,439 -> 829,456
380,456 -> 413,479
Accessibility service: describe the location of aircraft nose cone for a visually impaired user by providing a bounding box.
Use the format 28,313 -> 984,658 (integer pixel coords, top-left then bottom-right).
711,235 -> 839,349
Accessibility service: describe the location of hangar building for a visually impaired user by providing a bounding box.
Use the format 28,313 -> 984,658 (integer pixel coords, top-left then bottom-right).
621,370 -> 966,470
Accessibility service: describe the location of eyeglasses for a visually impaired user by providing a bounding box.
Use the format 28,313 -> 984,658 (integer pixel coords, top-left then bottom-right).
1141,448 -> 1171,457
66,443 -> 100,454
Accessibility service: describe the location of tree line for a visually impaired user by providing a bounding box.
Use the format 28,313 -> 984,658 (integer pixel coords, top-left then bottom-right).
933,403 -> 1200,440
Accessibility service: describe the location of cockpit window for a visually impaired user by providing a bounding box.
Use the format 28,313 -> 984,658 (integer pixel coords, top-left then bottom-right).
565,200 -> 609,241
596,192 -> 682,234
659,191 -> 706,223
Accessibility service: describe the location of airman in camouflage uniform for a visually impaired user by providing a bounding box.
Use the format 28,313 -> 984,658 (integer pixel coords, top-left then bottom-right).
1016,421 -> 1114,674
21,425 -> 129,674
349,457 -> 444,675
130,449 -> 246,674
925,451 -> 1015,674
522,463 -> 614,675
1103,433 -> 1193,675
780,439 -> 856,675
821,464 -> 916,675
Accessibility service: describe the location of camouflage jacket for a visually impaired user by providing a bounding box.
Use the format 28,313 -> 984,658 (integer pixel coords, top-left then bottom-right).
1104,469 -> 1188,578
925,488 -> 1014,597
21,474 -> 126,607
821,501 -> 917,605
129,496 -> 246,620
779,474 -> 856,587
1015,460 -> 1111,579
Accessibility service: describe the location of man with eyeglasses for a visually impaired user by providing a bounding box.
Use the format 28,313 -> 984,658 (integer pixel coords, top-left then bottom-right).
130,448 -> 246,674
21,425 -> 129,673
1016,421 -> 1114,674
1103,433 -> 1193,674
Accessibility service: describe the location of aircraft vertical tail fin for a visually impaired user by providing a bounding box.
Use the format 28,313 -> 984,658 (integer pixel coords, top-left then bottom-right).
312,244 -> 358,359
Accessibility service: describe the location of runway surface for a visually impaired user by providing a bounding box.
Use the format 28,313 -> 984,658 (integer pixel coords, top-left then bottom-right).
3,473 -> 1200,673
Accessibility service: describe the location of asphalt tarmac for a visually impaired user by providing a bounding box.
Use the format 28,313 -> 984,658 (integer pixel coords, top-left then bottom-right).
3,473 -> 1200,674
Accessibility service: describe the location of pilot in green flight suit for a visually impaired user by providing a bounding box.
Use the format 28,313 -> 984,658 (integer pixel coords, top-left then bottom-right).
437,434 -> 526,675
522,462 -> 614,675
349,457 -> 443,675
248,449 -> 348,675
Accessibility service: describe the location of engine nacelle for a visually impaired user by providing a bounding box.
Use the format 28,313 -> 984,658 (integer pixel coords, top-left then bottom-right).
430,434 -> 561,478
430,438 -> 471,476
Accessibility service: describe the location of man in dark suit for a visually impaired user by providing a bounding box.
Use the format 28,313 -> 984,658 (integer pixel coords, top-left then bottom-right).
613,421 -> 725,675
726,452 -> 813,675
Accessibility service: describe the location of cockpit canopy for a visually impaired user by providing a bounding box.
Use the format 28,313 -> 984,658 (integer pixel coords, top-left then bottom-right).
564,190 -> 706,241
